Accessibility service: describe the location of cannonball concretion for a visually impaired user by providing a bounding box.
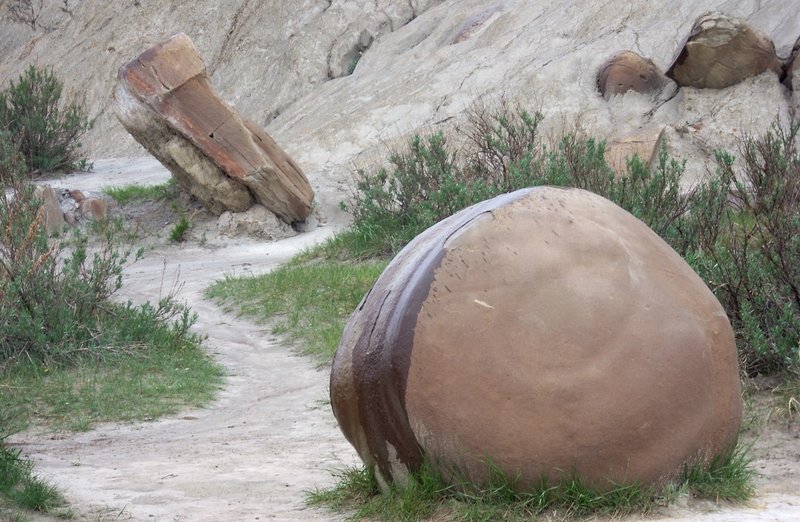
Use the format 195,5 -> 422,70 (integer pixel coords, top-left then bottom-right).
330,186 -> 742,491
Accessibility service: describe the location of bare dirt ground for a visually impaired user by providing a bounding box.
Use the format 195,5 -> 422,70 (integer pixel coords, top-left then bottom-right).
8,158 -> 800,521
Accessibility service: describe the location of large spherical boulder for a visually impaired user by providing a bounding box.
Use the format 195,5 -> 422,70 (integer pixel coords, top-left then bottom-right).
331,187 -> 742,492
666,12 -> 782,89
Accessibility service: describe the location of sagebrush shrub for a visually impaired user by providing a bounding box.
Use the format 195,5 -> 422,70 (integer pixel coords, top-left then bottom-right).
0,136 -> 201,374
341,106 -> 800,375
688,122 -> 800,374
0,65 -> 92,174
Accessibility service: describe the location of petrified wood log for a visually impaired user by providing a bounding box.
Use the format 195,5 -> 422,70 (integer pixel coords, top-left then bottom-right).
331,187 -> 742,492
114,33 -> 313,222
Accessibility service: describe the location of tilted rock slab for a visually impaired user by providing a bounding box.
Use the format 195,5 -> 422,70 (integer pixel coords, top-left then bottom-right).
114,33 -> 313,222
331,187 -> 742,491
667,12 -> 782,89
597,51 -> 667,100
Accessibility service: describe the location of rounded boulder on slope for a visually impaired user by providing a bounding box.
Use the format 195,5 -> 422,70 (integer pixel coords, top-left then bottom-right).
331,186 -> 742,492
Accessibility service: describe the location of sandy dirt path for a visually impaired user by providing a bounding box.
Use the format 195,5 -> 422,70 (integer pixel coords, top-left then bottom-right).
12,160 -> 359,521
18,234 -> 360,522
8,158 -> 800,521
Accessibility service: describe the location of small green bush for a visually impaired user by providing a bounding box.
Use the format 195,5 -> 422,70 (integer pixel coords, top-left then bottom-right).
343,105 -> 693,259
0,138 -> 208,375
170,213 -> 191,242
0,150 -> 137,370
0,65 -> 92,174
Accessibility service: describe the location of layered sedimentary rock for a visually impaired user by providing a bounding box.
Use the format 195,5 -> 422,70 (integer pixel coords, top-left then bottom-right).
331,187 -> 742,491
605,126 -> 666,175
114,33 -> 314,223
597,51 -> 667,99
667,12 -> 782,89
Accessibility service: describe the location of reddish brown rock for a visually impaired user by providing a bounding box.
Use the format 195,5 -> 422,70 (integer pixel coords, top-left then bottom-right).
113,33 -> 314,223
597,51 -> 667,100
667,12 -> 782,89
604,126 -> 666,175
331,187 -> 742,492
79,198 -> 108,221
68,189 -> 85,203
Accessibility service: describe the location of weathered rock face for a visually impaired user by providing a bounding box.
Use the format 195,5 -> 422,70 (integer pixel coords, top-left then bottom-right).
114,33 -> 314,223
331,187 -> 742,491
667,12 -> 783,89
597,51 -> 667,100
2,1 -> 799,204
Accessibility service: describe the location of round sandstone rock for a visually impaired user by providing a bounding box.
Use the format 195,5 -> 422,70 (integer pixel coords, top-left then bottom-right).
667,12 -> 782,89
597,51 -> 667,100
331,187 -> 742,492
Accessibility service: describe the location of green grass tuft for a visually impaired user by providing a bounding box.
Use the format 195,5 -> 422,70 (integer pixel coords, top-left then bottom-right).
681,442 -> 756,502
0,439 -> 68,518
169,214 -> 191,242
206,259 -> 387,361
103,180 -> 176,205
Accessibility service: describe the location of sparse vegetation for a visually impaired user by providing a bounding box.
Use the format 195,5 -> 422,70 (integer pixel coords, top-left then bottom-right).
0,431 -> 70,520
169,212 -> 191,243
686,122 -> 800,376
210,103 -> 796,519
0,65 -> 92,174
0,120 -> 221,517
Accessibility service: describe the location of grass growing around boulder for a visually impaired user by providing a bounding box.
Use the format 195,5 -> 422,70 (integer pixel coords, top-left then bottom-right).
308,445 -> 754,521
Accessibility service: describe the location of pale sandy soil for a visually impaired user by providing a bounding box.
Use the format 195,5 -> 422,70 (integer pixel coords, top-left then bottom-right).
7,158 -> 800,521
